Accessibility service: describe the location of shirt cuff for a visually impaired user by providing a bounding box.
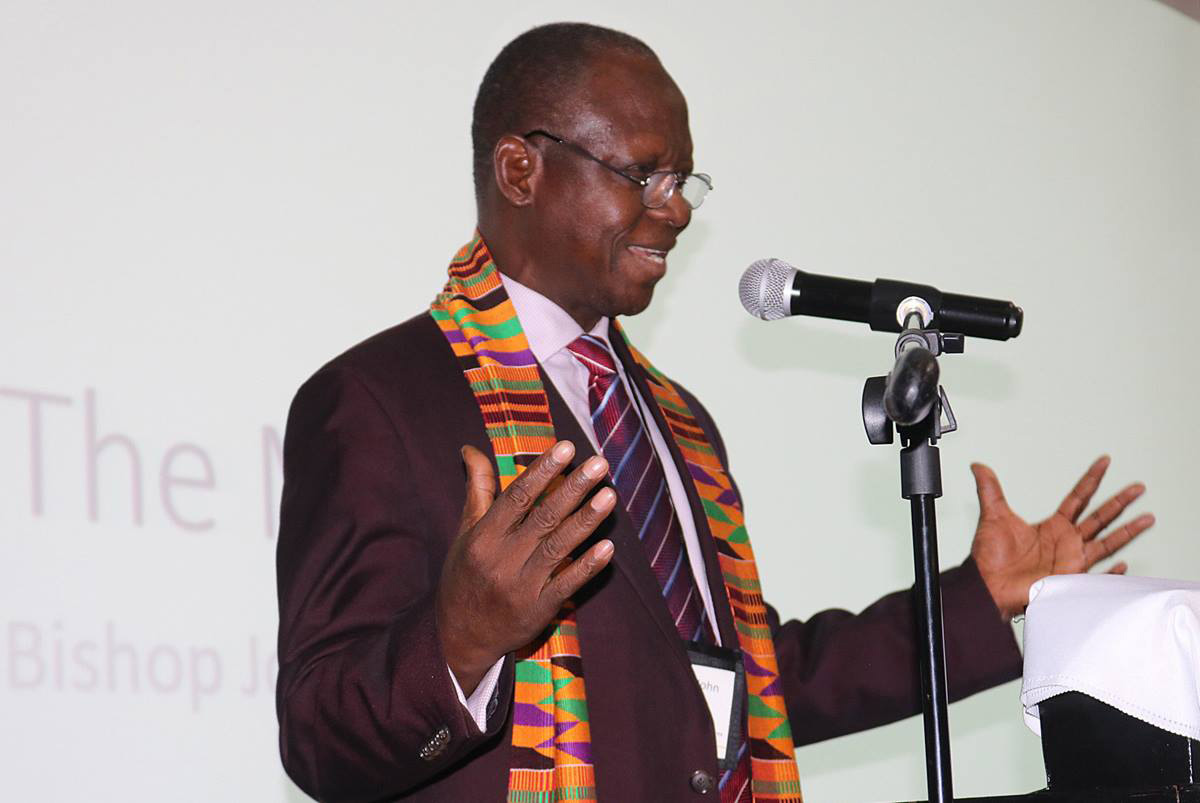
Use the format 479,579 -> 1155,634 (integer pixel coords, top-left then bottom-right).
448,657 -> 505,732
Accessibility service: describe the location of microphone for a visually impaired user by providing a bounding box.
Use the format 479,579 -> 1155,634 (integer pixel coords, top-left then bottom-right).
738,258 -> 1023,341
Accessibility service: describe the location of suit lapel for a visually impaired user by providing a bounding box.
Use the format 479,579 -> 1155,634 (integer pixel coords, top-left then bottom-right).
608,332 -> 740,652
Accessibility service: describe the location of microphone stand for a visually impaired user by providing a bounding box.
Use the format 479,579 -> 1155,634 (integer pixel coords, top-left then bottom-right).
862,301 -> 962,803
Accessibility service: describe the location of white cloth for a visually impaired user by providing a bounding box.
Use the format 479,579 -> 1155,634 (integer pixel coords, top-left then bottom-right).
449,273 -> 722,729
1020,573 -> 1200,740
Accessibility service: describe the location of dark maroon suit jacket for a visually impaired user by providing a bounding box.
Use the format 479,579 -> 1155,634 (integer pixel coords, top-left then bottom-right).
275,312 -> 1022,802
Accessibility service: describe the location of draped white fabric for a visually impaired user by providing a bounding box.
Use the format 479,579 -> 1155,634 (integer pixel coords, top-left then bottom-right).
1022,574 -> 1200,740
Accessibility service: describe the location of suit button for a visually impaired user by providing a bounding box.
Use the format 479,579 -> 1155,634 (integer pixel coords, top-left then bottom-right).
690,770 -> 715,794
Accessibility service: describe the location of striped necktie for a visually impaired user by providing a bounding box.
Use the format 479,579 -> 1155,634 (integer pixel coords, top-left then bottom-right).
566,334 -> 712,643
567,334 -> 752,803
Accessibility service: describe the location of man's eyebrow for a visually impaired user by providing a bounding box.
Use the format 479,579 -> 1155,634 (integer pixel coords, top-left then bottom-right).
605,134 -> 691,171
619,150 -> 692,173
621,159 -> 659,173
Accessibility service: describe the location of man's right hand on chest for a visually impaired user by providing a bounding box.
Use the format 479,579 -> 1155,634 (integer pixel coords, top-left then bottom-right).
435,441 -> 617,696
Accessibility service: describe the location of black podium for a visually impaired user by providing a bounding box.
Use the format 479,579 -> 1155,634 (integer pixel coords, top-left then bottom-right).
900,691 -> 1200,801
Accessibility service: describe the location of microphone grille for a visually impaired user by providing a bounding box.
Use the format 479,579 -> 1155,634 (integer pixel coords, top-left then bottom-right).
739,258 -> 794,320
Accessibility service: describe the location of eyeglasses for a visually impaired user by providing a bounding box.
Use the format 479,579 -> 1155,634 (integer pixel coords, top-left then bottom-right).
524,129 -> 713,210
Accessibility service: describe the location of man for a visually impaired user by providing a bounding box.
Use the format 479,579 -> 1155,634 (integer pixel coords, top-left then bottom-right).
275,23 -> 1152,802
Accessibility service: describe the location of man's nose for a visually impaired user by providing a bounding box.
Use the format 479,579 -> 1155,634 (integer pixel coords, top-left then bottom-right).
650,185 -> 691,229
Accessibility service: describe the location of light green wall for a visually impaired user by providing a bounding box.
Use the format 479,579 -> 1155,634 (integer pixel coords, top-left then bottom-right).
2,1 -> 1197,800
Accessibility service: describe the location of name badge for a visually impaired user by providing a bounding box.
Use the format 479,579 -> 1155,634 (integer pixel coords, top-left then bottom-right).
686,641 -> 745,772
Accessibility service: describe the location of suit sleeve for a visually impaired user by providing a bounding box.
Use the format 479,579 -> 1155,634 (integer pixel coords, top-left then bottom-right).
274,365 -> 512,802
766,558 -> 1022,745
677,383 -> 1023,746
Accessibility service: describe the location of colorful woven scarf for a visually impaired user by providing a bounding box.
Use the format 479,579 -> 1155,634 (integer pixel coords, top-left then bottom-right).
430,235 -> 803,802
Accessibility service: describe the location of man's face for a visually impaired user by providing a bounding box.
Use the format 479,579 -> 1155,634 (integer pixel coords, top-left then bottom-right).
525,52 -> 694,327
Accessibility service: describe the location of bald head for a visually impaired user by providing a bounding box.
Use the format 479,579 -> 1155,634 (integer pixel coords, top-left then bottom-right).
471,23 -> 664,202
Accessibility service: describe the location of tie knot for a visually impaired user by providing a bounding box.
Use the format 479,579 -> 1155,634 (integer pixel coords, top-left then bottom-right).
566,334 -> 617,378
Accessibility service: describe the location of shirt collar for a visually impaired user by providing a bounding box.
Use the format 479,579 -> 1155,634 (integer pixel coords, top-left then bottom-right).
499,272 -> 610,363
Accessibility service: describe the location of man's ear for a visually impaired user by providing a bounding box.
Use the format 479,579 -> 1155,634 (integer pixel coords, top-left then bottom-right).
492,134 -> 538,207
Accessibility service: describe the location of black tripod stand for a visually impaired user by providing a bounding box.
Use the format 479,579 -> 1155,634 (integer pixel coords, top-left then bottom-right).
862,299 -> 963,803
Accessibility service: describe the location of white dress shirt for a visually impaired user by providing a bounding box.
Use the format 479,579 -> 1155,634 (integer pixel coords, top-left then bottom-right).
450,273 -> 722,729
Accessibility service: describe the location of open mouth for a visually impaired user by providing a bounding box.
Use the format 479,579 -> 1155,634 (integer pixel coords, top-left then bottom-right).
627,245 -> 668,264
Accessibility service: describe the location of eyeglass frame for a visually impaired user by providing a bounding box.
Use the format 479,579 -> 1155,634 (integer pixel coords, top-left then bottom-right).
522,129 -> 712,210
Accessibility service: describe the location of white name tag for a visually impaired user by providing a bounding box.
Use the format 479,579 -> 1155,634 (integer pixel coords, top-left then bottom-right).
691,663 -> 738,760
686,642 -> 745,771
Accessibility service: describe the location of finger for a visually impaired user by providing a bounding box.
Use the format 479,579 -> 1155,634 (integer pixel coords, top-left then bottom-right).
530,486 -> 617,574
1107,562 -> 1128,575
519,455 -> 609,541
1083,513 -> 1155,567
486,441 -> 575,531
1077,482 -> 1146,541
542,537 -> 616,608
971,463 -> 1011,518
459,445 -> 497,531
1056,455 -> 1110,523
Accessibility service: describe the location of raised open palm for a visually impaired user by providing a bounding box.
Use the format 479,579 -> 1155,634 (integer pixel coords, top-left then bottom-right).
969,456 -> 1155,620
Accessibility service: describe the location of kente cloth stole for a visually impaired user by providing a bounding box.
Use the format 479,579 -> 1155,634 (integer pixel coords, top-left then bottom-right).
430,235 -> 803,803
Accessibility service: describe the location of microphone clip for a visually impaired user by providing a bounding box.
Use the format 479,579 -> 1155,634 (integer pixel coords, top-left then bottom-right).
894,330 -> 964,360
862,305 -> 963,449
